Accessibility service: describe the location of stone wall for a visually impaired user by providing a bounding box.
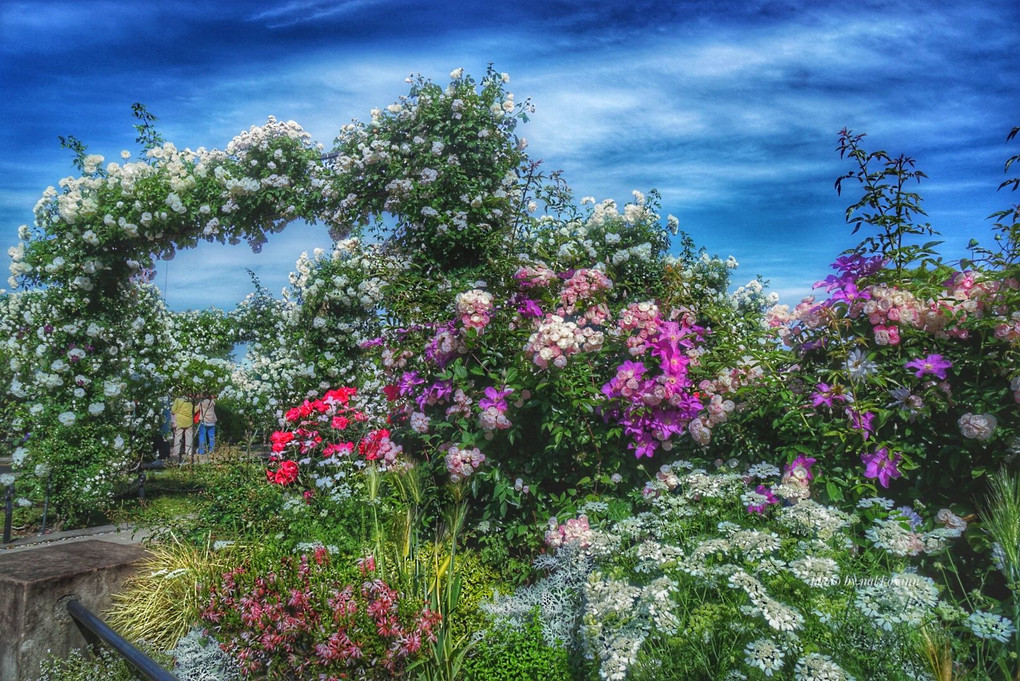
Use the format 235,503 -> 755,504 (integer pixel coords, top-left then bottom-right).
0,540 -> 147,680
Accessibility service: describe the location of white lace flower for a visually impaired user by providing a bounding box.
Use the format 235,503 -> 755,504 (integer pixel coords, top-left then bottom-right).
744,638 -> 785,676
966,610 -> 1015,643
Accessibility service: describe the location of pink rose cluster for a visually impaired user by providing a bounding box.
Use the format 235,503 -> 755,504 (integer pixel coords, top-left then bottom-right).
943,270 -> 1018,319
443,444 -> 486,482
514,265 -> 558,289
544,515 -> 593,549
455,289 -> 494,332
686,361 -> 761,445
557,268 -> 612,324
424,322 -> 466,367
524,314 -> 604,369
516,266 -> 618,368
769,258 -> 1020,349
618,300 -> 661,354
995,312 -> 1020,343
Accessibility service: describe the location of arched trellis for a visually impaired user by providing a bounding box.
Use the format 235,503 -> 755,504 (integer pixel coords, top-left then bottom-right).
1,66 -> 536,519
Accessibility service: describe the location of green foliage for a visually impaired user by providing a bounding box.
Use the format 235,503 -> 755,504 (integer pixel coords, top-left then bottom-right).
28,423 -> 123,526
461,607 -> 573,681
325,65 -> 531,278
35,645 -> 173,681
131,102 -> 165,154
835,128 -> 942,277
194,453 -> 286,540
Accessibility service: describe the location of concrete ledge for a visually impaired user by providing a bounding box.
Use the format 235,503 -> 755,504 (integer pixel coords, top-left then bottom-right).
0,540 -> 147,680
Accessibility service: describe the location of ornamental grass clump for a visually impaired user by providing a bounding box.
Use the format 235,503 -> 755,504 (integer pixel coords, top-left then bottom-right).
978,467 -> 1020,674
105,534 -> 240,650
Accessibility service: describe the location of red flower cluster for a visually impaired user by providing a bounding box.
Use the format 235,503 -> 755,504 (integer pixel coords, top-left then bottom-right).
266,387 -> 404,486
266,459 -> 299,485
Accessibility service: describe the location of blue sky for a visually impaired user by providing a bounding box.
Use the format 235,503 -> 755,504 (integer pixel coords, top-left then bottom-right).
1,0 -> 1017,310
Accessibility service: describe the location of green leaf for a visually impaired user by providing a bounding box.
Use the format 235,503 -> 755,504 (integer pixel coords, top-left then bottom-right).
825,482 -> 844,502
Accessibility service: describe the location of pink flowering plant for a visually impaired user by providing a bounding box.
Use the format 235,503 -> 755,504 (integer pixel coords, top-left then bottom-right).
358,195 -> 763,539
202,548 -> 440,680
695,130 -> 1020,509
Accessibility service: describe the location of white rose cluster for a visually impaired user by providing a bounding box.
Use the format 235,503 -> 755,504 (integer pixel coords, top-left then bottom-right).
958,412 -> 997,441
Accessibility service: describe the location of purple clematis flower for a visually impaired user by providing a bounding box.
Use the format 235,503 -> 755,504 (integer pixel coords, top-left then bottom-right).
846,407 -> 876,440
517,298 -> 543,318
904,354 -> 952,380
861,447 -> 902,488
810,383 -> 849,409
479,386 -> 513,412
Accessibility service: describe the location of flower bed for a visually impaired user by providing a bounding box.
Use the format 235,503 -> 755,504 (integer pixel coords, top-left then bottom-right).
5,70 -> 1019,679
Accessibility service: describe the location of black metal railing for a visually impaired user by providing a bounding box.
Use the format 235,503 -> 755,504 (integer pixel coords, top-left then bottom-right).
3,481 -> 12,544
66,598 -> 180,681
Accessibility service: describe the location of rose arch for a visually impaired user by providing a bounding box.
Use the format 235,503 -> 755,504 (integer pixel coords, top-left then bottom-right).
1,67 -> 534,518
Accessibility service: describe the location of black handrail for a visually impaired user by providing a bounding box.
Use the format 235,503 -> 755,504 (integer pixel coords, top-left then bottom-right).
65,598 -> 179,681
2,482 -> 12,544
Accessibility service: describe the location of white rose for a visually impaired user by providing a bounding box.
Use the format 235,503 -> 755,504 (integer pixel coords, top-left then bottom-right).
958,413 -> 997,441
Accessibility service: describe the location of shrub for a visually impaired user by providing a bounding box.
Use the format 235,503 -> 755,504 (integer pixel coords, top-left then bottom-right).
461,607 -> 573,681
35,645 -> 173,681
105,535 -> 241,650
202,549 -> 440,679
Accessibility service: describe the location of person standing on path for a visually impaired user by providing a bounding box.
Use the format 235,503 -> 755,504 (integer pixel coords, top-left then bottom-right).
196,394 -> 218,457
170,395 -> 195,461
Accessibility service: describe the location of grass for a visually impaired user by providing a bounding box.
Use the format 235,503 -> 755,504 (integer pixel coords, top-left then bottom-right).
5,445 -> 257,542
104,533 -> 243,650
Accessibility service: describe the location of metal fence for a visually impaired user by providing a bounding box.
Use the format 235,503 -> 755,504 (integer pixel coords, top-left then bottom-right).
1,462 -> 160,546
66,598 -> 180,681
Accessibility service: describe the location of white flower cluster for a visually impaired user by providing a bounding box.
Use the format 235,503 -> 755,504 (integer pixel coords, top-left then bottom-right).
582,574 -> 648,681
853,572 -> 938,631
965,610 -> 1015,643
728,570 -> 804,632
864,517 -> 956,557
957,412 -> 997,441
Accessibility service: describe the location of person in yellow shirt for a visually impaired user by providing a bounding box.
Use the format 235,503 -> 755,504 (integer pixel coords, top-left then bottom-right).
170,395 -> 195,461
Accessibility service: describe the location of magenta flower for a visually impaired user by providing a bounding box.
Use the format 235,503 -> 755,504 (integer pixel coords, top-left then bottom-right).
784,455 -> 817,482
746,484 -> 778,515
861,447 -> 902,488
517,298 -> 543,318
810,383 -> 849,409
846,407 -> 876,439
478,386 -> 513,412
904,354 -> 952,380
829,281 -> 871,307
397,371 -> 424,397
